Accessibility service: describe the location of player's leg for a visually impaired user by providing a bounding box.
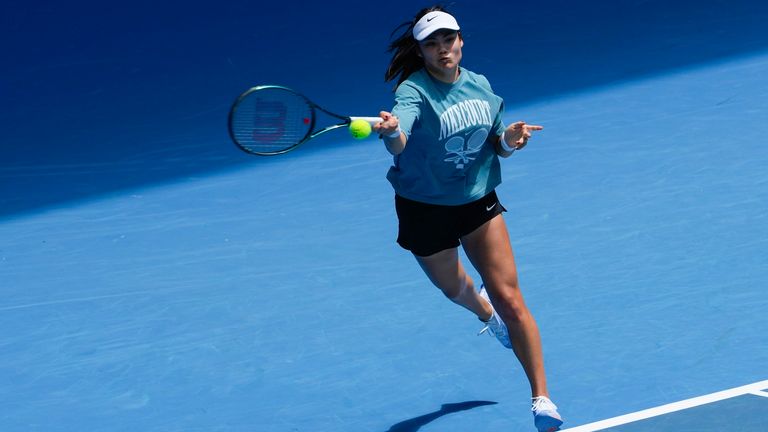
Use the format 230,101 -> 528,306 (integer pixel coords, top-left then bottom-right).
461,213 -> 549,398
413,248 -> 492,320
462,214 -> 563,431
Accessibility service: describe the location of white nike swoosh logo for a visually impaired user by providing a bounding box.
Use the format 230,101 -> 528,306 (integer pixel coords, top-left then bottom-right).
486,203 -> 497,211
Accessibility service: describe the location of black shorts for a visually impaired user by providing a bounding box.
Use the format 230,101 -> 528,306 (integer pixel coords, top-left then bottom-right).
395,191 -> 506,257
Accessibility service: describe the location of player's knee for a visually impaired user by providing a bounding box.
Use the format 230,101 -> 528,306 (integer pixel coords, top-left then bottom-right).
443,275 -> 471,302
493,286 -> 528,324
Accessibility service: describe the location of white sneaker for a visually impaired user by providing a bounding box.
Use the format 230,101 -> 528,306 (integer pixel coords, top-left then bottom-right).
532,396 -> 563,432
477,285 -> 513,349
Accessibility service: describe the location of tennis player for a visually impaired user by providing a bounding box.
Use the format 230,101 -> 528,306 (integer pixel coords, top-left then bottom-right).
373,6 -> 563,432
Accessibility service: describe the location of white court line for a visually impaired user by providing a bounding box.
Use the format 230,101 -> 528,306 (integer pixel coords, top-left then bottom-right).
562,380 -> 768,431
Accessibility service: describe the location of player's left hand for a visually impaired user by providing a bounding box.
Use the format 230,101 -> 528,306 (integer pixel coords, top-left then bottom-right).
506,121 -> 543,149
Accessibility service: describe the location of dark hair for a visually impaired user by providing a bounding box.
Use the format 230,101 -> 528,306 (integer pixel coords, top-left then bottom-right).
384,5 -> 460,90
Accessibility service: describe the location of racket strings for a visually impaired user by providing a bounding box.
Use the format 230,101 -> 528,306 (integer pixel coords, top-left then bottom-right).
230,88 -> 314,154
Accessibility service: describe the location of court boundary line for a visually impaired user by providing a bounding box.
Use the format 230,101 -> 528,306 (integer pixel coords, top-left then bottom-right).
562,379 -> 768,431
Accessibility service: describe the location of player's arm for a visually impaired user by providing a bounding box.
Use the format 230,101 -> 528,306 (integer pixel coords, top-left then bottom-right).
375,111 -> 406,155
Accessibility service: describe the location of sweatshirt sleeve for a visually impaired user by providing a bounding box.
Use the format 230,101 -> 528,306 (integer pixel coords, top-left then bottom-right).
391,83 -> 422,138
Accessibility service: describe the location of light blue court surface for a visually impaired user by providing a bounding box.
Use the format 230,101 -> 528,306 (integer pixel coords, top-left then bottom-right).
2,1 -> 767,431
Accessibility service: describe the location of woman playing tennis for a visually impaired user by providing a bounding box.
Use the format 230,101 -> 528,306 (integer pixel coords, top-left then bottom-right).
373,6 -> 563,432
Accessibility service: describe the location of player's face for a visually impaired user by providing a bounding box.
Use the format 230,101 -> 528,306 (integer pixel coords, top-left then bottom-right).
419,30 -> 463,80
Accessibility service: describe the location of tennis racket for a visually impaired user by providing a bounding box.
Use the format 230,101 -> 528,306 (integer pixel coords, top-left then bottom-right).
228,85 -> 382,156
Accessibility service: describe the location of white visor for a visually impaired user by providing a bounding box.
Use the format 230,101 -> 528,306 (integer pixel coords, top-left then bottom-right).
412,11 -> 460,42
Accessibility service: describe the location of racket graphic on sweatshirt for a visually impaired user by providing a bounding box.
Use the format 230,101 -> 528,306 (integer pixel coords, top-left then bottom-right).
444,128 -> 488,169
228,85 -> 381,156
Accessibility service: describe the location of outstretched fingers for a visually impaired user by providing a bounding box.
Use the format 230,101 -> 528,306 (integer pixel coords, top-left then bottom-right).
511,122 -> 543,147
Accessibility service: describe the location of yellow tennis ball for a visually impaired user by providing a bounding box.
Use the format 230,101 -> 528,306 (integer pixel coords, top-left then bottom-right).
349,119 -> 372,139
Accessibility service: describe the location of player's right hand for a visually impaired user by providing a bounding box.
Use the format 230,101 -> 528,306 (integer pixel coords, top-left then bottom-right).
373,111 -> 399,137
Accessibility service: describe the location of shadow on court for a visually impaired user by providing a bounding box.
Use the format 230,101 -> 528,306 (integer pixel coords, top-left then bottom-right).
2,0 -> 767,219
385,400 -> 498,432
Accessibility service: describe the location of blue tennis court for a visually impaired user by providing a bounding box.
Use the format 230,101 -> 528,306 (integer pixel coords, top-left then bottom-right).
2,1 -> 767,431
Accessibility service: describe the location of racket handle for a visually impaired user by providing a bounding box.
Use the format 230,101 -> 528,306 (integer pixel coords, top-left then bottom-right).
350,116 -> 384,125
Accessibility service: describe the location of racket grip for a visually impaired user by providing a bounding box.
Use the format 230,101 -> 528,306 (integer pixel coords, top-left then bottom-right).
350,116 -> 384,125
